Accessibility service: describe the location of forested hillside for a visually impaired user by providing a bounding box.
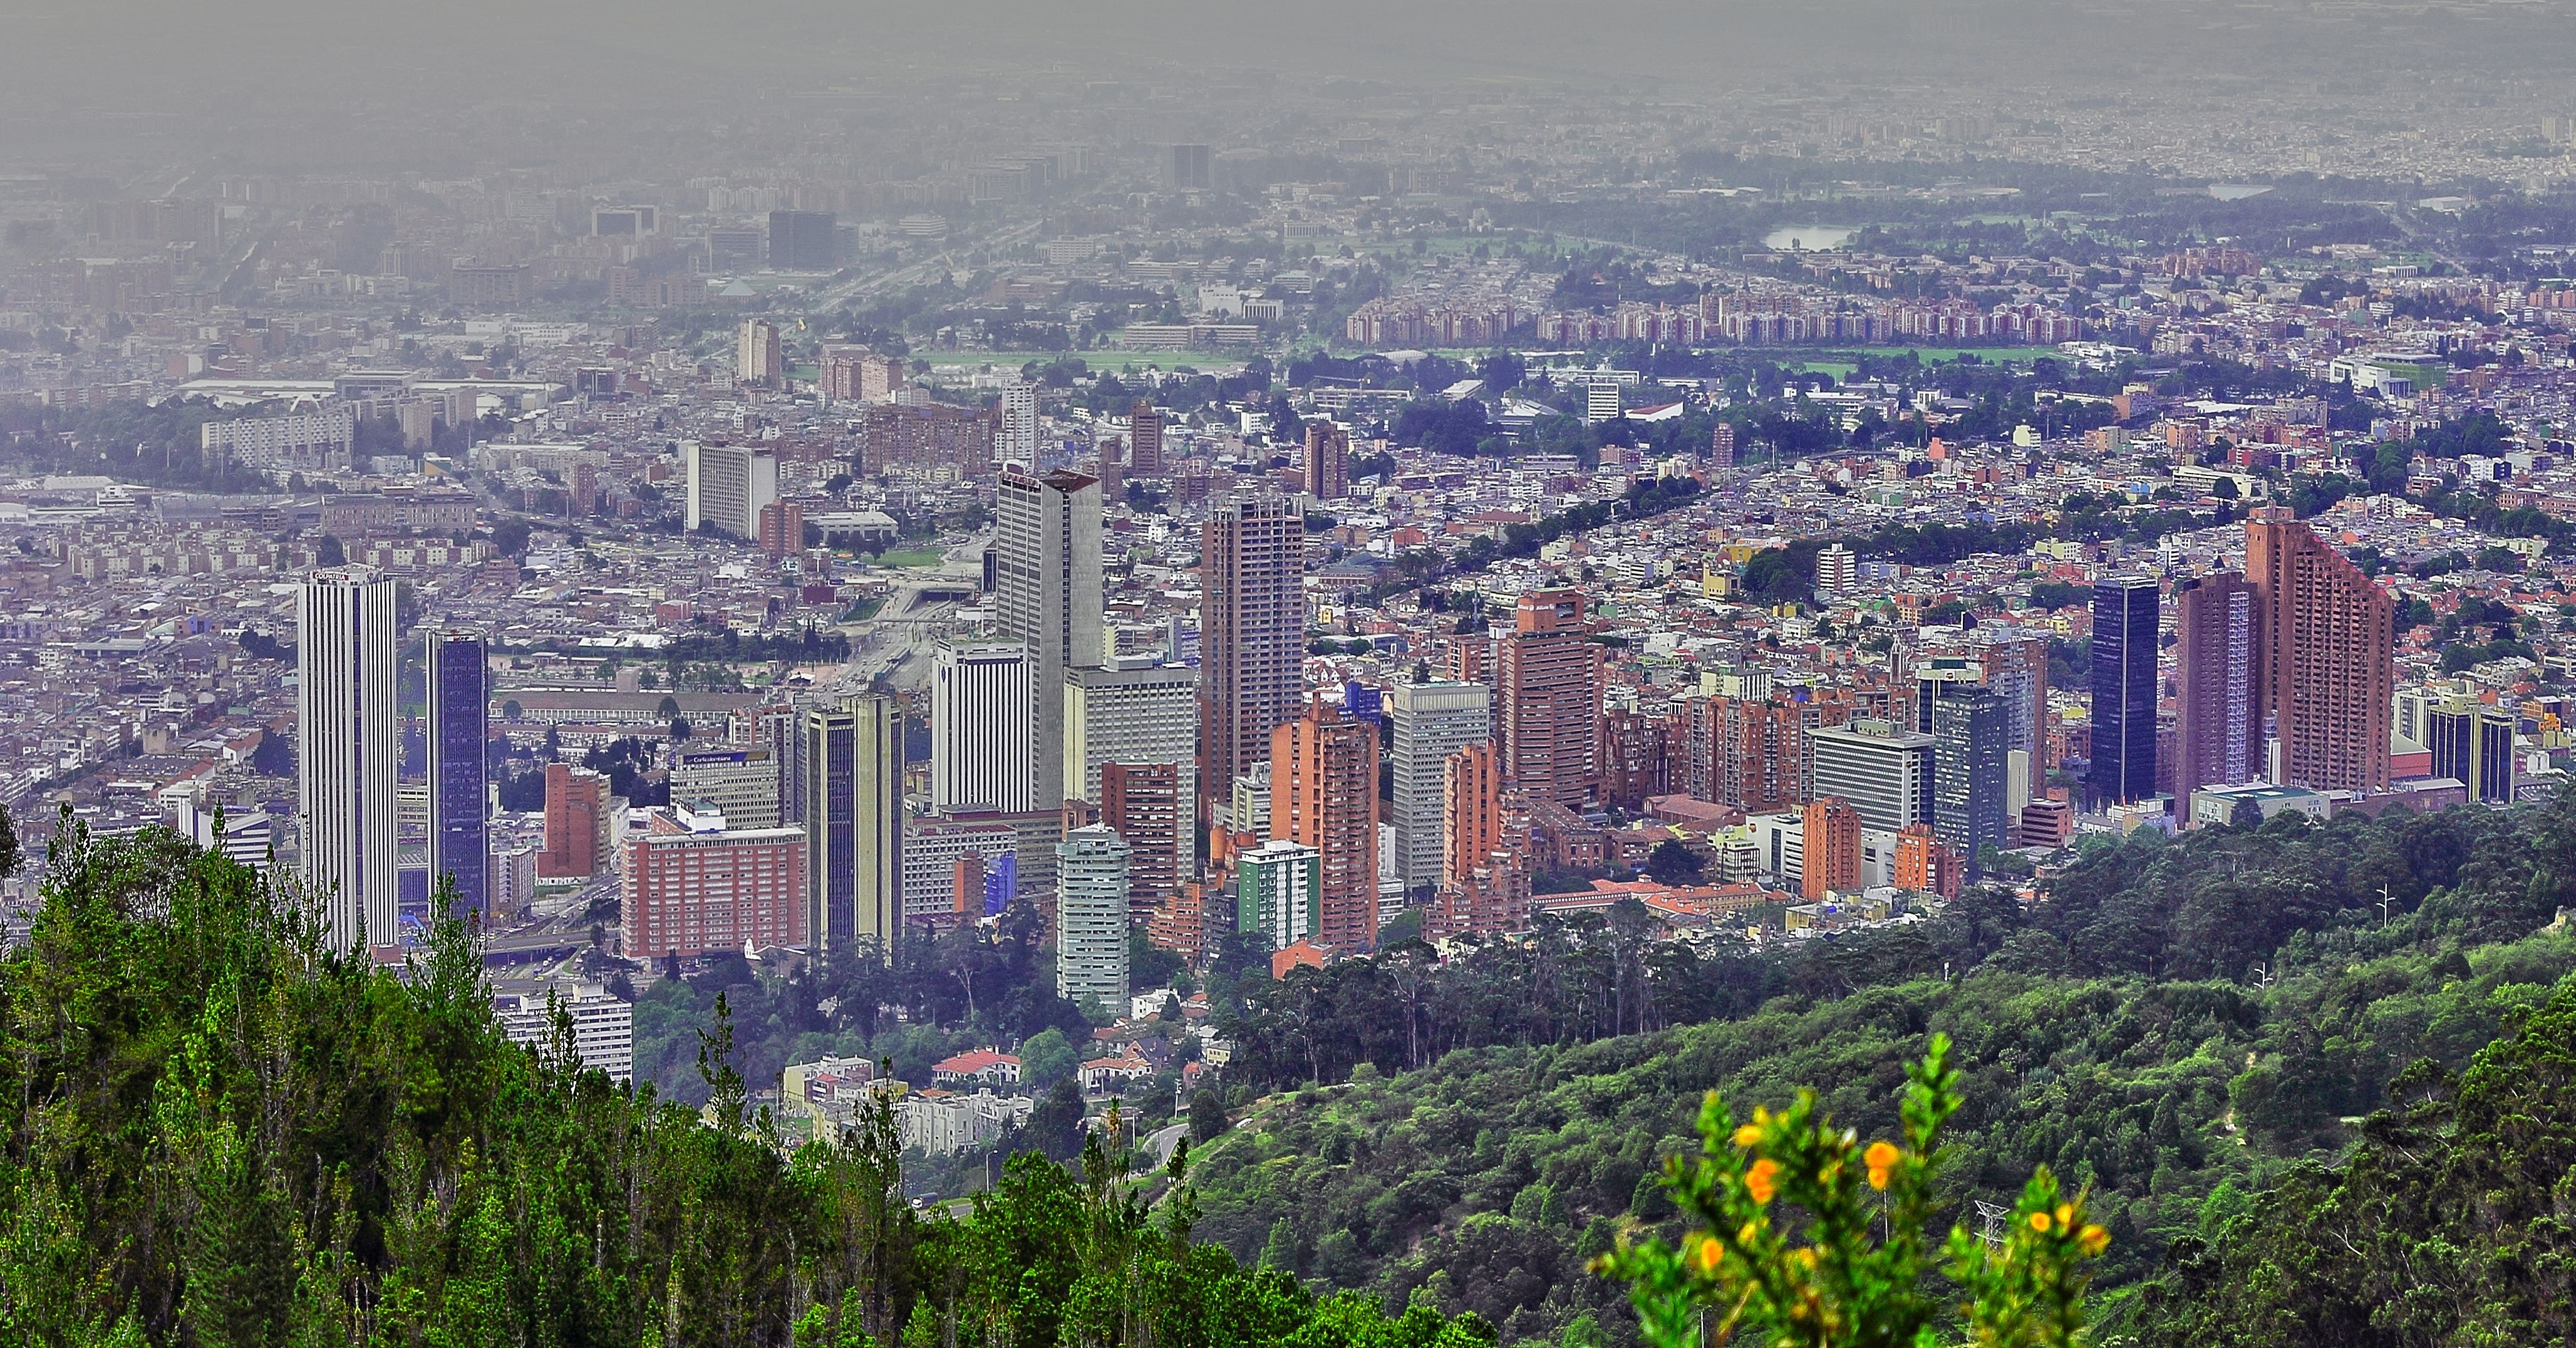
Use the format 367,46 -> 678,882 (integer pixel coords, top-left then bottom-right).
0,819 -> 1494,1348
1192,796 -> 2576,1345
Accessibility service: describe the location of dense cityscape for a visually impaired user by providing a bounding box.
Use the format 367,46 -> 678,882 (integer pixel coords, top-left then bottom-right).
8,5 -> 2576,1344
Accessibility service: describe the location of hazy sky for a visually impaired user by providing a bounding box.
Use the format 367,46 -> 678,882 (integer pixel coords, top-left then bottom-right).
9,1 -> 2576,163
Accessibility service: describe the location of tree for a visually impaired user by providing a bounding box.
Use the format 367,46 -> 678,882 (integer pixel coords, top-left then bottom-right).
0,801 -> 18,881
1027,1077 -> 1086,1160
1018,1027 -> 1078,1091
314,534 -> 345,566
1596,1035 -> 2106,1347
1189,1087 -> 1229,1144
1645,839 -> 1705,886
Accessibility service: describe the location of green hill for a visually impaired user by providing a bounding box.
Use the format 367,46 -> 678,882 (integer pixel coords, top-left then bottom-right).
1189,794 -> 2576,1345
0,817 -> 1491,1348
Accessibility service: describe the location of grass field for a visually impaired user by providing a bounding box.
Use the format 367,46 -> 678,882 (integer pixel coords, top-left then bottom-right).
914,350 -> 1243,373
871,547 -> 948,568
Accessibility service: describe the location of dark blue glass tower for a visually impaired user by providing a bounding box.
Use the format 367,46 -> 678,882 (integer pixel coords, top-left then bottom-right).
425,628 -> 490,918
2088,577 -> 2160,807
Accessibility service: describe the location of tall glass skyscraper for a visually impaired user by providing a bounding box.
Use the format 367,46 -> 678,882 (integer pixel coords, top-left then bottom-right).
802,695 -> 904,959
425,628 -> 489,920
2089,576 -> 2161,807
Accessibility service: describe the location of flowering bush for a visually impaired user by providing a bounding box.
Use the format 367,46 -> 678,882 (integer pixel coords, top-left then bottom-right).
1594,1034 -> 2108,1347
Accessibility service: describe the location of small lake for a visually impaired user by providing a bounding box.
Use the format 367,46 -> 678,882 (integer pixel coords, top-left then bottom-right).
1762,226 -> 1858,251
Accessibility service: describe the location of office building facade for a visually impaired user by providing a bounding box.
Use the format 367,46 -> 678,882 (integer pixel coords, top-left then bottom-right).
1807,719 -> 1935,835
1923,679 -> 2008,873
2427,698 -> 2516,804
995,468 -> 1104,810
686,442 -> 779,539
1389,680 -> 1493,889
931,639 -> 1035,814
425,627 -> 488,918
1063,658 -> 1198,849
622,803 -> 807,959
1802,798 -> 1862,900
2088,576 -> 2161,806
1127,400 -> 1164,476
297,566 -> 400,950
803,697 -> 904,957
2173,571 -> 2260,806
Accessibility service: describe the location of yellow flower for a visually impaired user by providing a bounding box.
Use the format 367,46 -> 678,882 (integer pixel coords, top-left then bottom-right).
1867,1166 -> 1891,1191
1737,1220 -> 1760,1245
2078,1224 -> 2110,1256
2028,1211 -> 2053,1233
2056,1203 -> 2077,1227
1746,1158 -> 1781,1204
1864,1141 -> 1901,1169
1752,1106 -> 1771,1124
1732,1124 -> 1764,1148
1696,1236 -> 1723,1272
1791,1247 -> 1818,1268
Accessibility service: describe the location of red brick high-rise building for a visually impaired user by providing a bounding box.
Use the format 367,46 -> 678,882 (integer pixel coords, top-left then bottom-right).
1683,695 -> 1804,814
1129,400 -> 1165,477
1302,421 -> 1349,499
1802,797 -> 1861,900
2173,570 -> 2260,807
2247,509 -> 2395,792
1501,589 -> 1603,808
1891,822 -> 1961,900
1199,496 -> 1303,822
1271,700 -> 1381,952
621,803 -> 807,958
1596,707 -> 1670,811
757,500 -> 804,559
1442,742 -> 1506,893
539,763 -> 608,879
1101,761 -> 1181,924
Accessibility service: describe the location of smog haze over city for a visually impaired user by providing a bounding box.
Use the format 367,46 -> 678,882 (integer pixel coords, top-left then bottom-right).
11,2 -> 2576,1346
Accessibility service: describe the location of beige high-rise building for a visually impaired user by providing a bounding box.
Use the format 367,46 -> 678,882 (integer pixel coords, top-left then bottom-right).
995,469 -> 1104,811
297,566 -> 399,951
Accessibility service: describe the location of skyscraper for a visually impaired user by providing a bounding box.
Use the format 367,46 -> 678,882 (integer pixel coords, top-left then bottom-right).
686,442 -> 779,539
298,566 -> 400,950
2427,697 -> 2516,804
1808,718 -> 1935,835
1922,680 -> 2007,874
539,763 -> 608,879
425,628 -> 488,919
1199,495 -> 1301,818
767,209 -> 837,271
1064,658 -> 1198,854
1127,400 -> 1165,477
2088,575 -> 2160,807
1236,839 -> 1320,950
1162,143 -> 1213,190
737,319 -> 783,386
1100,761 -> 1181,922
1442,741 -> 1507,894
1389,681 -> 1493,889
997,381 -> 1040,465
2247,509 -> 2396,792
1500,589 -> 1603,807
1302,420 -> 1349,499
1271,700 -> 1380,952
2173,571 -> 2259,806
995,468 -> 1104,810
931,639 -> 1034,814
1055,825 -> 1131,1015
1802,797 -> 1861,900
1690,694 -> 1803,814
803,697 -> 904,958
